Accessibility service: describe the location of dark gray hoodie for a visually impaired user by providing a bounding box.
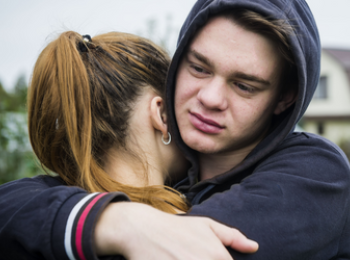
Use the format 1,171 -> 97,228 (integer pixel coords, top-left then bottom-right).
166,0 -> 350,259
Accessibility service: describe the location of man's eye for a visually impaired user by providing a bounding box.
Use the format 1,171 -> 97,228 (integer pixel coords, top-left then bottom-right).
236,82 -> 254,93
190,65 -> 206,74
194,66 -> 204,73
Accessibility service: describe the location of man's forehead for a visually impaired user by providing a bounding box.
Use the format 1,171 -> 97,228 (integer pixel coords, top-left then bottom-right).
182,16 -> 283,88
186,14 -> 246,51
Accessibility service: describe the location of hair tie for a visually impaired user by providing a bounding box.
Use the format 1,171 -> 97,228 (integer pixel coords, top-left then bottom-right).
82,35 -> 92,42
78,35 -> 92,53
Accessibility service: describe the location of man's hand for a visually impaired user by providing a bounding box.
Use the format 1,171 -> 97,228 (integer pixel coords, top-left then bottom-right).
94,202 -> 258,260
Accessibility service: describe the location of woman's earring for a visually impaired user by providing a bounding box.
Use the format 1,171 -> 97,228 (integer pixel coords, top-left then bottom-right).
161,132 -> 171,145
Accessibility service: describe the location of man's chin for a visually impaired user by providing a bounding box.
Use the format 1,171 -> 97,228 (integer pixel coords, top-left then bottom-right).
186,139 -> 222,154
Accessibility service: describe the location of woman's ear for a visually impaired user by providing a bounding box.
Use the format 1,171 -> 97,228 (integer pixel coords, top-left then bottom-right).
150,96 -> 168,137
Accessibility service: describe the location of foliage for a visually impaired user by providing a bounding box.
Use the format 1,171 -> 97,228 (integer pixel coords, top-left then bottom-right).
0,76 -> 43,185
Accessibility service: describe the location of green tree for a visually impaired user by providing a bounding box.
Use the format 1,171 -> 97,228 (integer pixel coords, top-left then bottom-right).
0,82 -> 11,112
12,75 -> 28,112
0,76 -> 42,184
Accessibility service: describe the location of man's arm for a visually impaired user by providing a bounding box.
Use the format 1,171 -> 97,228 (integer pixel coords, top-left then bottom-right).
94,202 -> 258,260
0,175 -> 258,259
0,176 -> 129,259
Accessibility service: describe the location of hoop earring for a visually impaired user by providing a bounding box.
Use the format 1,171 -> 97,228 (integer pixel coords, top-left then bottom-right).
161,132 -> 171,145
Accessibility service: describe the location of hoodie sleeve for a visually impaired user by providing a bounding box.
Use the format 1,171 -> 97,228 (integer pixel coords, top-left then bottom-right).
0,176 -> 129,260
187,134 -> 350,259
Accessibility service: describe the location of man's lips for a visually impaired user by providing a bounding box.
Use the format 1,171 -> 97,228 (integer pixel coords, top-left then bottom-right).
189,112 -> 224,134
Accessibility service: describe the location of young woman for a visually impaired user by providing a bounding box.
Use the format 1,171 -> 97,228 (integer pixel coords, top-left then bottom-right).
28,31 -> 190,214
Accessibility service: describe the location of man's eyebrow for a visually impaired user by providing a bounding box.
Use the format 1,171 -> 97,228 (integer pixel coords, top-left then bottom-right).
187,49 -> 214,68
187,49 -> 271,86
233,72 -> 271,86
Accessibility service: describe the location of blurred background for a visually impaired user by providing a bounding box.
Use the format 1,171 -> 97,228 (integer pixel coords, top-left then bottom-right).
1,0 -> 350,184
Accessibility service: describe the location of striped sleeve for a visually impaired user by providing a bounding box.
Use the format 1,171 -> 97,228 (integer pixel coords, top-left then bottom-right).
52,192 -> 130,260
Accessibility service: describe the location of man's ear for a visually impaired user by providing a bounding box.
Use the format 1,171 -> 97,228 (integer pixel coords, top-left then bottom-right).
274,88 -> 298,115
150,96 -> 168,137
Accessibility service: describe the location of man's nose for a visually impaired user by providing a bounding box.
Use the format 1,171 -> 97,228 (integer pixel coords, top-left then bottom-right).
197,77 -> 228,111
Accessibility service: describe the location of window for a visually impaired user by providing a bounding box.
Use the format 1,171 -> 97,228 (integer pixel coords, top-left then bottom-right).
313,76 -> 328,100
317,122 -> 324,135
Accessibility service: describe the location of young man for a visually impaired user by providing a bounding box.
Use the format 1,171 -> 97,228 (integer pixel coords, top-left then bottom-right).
115,0 -> 350,258
1,0 -> 350,259
106,0 -> 350,258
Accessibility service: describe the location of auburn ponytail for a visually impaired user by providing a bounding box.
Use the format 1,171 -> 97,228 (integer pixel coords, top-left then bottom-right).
28,31 -> 189,214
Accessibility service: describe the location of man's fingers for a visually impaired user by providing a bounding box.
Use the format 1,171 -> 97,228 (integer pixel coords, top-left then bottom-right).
226,228 -> 259,253
209,220 -> 259,253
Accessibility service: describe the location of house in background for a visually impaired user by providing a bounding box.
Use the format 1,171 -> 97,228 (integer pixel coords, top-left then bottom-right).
302,48 -> 350,146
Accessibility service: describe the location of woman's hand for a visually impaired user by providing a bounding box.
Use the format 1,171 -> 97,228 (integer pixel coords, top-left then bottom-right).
94,202 -> 258,260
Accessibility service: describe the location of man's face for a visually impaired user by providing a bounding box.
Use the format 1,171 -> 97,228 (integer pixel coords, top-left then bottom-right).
174,16 -> 286,155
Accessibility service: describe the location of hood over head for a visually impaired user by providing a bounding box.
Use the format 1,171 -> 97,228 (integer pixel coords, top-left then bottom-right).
166,0 -> 320,191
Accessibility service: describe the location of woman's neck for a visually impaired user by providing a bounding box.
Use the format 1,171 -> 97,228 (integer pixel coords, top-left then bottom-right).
104,149 -> 165,187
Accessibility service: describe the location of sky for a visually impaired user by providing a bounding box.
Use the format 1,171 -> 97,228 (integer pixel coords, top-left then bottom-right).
1,0 -> 350,91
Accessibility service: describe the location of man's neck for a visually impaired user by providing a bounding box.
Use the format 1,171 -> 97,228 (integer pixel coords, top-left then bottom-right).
199,144 -> 256,181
